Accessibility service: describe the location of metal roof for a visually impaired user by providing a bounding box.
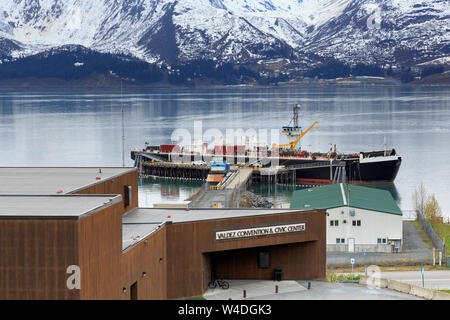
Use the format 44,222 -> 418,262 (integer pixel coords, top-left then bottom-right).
0,195 -> 122,219
290,183 -> 402,216
206,174 -> 224,183
0,167 -> 136,195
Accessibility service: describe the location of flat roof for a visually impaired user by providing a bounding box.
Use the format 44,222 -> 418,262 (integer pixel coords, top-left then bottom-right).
125,207 -> 306,224
0,195 -> 122,220
0,167 -> 136,195
121,207 -> 311,251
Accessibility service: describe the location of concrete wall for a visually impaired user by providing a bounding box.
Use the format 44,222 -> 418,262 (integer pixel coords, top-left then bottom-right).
359,275 -> 450,300
327,244 -> 392,253
326,207 -> 402,252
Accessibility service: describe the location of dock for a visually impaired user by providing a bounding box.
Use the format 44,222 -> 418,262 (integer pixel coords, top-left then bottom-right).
139,161 -> 299,185
137,160 -> 345,208
190,167 -> 253,208
139,161 -> 210,180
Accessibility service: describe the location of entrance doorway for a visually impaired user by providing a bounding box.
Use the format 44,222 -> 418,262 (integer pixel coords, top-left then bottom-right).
348,238 -> 355,252
130,282 -> 138,300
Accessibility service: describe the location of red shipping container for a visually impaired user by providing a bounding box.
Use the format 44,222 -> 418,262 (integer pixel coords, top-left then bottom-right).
160,144 -> 179,153
214,145 -> 245,155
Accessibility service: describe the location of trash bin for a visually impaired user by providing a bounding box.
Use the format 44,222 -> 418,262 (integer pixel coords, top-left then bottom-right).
274,268 -> 283,281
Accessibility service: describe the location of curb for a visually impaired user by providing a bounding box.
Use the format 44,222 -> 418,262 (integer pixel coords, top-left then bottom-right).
359,275 -> 450,300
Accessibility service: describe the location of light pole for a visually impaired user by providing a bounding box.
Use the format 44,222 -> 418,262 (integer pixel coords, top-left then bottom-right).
121,80 -> 125,168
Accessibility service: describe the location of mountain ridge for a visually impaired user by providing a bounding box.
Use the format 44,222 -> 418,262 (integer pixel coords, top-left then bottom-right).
0,0 -> 448,76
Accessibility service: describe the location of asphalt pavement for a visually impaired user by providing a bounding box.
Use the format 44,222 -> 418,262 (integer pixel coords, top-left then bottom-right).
204,280 -> 422,300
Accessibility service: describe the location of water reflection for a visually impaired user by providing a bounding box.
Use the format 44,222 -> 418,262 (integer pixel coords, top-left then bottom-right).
138,177 -> 203,208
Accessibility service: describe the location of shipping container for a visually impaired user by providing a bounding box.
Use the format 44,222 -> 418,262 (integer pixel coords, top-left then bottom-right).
160,144 -> 179,153
213,145 -> 245,155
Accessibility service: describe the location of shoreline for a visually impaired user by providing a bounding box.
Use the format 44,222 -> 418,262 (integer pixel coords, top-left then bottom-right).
0,81 -> 449,90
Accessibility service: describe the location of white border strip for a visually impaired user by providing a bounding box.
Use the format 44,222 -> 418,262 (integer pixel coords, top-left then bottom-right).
340,183 -> 348,206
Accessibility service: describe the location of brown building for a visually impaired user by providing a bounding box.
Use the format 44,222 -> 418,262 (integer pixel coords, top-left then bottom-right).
0,167 -> 326,300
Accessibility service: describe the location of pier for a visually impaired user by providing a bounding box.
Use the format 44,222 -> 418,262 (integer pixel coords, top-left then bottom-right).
252,167 -> 297,185
139,161 -> 300,185
139,161 -> 210,180
138,161 -> 302,208
137,160 -> 348,208
190,167 -> 253,208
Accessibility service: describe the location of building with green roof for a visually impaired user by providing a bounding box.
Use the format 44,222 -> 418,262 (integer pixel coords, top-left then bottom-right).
291,184 -> 403,253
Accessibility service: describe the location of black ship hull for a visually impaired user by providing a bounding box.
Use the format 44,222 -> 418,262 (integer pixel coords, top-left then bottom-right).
293,157 -> 402,185
131,151 -> 402,185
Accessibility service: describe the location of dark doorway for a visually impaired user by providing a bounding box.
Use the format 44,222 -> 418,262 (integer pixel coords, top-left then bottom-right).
210,256 -> 216,281
258,251 -> 270,269
130,282 -> 138,300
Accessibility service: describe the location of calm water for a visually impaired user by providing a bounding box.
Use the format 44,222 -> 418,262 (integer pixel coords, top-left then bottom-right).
0,86 -> 449,216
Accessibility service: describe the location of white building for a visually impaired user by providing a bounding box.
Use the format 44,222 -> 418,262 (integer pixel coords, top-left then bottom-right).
291,183 -> 403,253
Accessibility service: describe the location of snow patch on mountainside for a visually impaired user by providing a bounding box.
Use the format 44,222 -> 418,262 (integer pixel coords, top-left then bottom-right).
0,0 -> 448,67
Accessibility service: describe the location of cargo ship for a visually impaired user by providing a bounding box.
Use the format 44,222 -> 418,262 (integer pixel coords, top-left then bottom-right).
132,105 -> 401,185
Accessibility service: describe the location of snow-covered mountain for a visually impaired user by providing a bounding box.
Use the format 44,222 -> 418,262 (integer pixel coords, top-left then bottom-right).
305,0 -> 450,66
0,0 -> 448,68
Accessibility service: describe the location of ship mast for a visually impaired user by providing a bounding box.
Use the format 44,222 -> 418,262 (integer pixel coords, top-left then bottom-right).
293,104 -> 300,128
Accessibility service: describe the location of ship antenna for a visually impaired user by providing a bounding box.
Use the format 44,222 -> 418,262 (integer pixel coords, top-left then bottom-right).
293,104 -> 300,127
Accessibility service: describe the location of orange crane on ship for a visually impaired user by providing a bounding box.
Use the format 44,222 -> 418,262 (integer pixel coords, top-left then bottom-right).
274,121 -> 319,151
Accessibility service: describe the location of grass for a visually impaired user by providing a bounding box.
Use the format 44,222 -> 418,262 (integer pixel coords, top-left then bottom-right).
327,258 -> 435,271
326,272 -> 360,282
189,296 -> 207,300
329,265 -> 449,273
429,221 -> 450,256
439,290 -> 450,294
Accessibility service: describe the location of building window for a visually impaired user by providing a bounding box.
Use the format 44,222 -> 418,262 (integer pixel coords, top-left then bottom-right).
124,185 -> 132,207
352,220 -> 361,226
330,220 -> 339,227
341,238 -> 345,243
336,238 -> 341,244
382,238 -> 387,244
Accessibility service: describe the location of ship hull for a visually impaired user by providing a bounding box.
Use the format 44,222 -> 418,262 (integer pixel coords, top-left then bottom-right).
294,157 -> 402,185
131,151 -> 402,184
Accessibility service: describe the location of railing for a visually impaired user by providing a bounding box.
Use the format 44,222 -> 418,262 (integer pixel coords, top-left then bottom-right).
287,160 -> 339,170
217,170 -> 238,189
188,183 -> 209,208
417,211 -> 444,251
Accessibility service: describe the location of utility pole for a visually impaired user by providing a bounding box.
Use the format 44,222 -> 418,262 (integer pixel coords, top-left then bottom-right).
121,80 -> 125,168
